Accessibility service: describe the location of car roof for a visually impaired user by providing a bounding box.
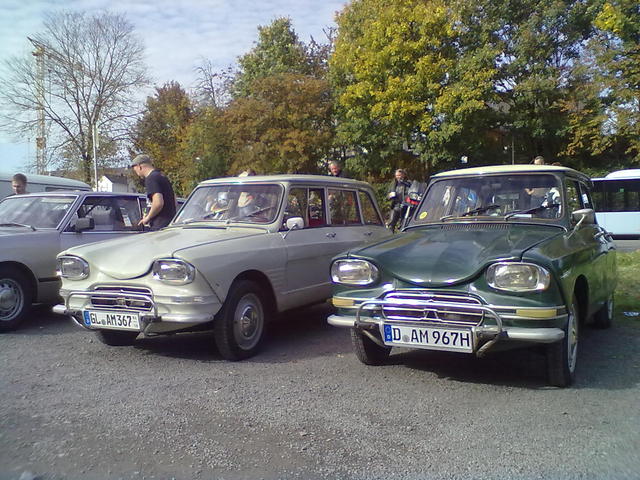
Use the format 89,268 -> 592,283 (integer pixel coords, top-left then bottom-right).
432,164 -> 591,183
7,190 -> 144,198
198,174 -> 374,189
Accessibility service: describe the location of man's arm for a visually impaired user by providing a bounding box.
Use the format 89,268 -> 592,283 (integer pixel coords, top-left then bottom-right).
139,192 -> 165,226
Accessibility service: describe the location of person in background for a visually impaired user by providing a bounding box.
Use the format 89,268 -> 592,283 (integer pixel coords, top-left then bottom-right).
386,168 -> 411,232
11,173 -> 28,195
239,169 -> 256,177
532,155 -> 545,165
130,154 -> 176,230
328,161 -> 344,177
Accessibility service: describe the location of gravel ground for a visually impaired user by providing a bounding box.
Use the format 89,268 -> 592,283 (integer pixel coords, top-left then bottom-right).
1,303 -> 639,480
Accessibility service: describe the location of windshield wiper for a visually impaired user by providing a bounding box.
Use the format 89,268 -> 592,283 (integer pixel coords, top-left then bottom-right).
460,204 -> 501,217
0,222 -> 36,230
504,203 -> 558,220
440,204 -> 500,221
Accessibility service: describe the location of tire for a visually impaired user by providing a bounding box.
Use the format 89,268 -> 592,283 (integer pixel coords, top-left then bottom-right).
546,296 -> 579,387
351,328 -> 391,366
214,280 -> 268,361
95,329 -> 139,346
593,294 -> 614,329
0,266 -> 33,332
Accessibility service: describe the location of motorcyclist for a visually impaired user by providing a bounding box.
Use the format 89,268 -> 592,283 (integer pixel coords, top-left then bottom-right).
386,169 -> 411,232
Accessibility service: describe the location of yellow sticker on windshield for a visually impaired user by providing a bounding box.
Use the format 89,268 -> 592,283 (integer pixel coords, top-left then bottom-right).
419,211 -> 428,219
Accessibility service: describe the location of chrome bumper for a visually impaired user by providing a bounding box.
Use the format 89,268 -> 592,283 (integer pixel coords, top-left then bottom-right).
55,289 -> 216,334
329,296 -> 566,355
328,314 -> 564,344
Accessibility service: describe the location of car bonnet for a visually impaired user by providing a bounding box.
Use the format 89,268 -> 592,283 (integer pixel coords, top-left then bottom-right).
61,227 -> 263,280
351,223 -> 563,287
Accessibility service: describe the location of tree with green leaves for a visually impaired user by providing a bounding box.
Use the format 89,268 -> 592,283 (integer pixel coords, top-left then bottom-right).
330,0 -> 498,180
132,82 -> 195,196
224,73 -> 334,174
592,0 -> 640,164
233,17 -> 315,98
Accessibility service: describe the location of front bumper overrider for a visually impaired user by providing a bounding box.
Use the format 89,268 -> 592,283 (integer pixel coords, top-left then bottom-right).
328,294 -> 566,356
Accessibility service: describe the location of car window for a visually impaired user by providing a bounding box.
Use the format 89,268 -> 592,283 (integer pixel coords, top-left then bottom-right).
67,196 -> 142,232
578,182 -> 594,210
566,181 -> 582,213
284,187 -> 327,228
328,189 -> 361,225
173,184 -> 283,224
0,195 -> 76,228
358,190 -> 383,226
413,174 -> 563,224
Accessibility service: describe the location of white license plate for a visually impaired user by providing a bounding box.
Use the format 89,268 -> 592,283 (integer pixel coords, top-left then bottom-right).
82,310 -> 140,331
381,324 -> 473,353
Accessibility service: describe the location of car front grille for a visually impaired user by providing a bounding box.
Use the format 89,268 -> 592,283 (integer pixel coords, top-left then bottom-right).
380,290 -> 484,327
89,286 -> 153,312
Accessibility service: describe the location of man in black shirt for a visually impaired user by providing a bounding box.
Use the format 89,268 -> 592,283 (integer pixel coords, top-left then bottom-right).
130,154 -> 176,230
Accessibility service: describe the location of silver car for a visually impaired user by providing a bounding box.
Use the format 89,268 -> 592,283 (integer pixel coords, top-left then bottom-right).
0,191 -> 147,331
55,175 -> 390,360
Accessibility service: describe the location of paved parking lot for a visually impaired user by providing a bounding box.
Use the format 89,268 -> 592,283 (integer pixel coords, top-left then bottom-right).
1,304 -> 639,480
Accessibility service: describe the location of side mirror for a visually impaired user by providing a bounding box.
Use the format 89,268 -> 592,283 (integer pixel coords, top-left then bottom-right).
75,217 -> 95,232
285,217 -> 304,231
571,208 -> 595,226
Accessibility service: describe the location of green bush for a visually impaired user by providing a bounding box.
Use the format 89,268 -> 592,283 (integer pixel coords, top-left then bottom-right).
615,251 -> 640,322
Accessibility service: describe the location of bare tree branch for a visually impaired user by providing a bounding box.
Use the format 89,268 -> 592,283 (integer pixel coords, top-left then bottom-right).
0,10 -> 149,182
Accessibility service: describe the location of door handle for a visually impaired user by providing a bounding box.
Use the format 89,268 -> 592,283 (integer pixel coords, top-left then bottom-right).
363,231 -> 373,236
326,232 -> 336,238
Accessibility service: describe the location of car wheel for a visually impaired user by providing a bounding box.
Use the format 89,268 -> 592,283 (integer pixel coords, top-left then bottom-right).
546,296 -> 579,387
214,280 -> 267,361
0,266 -> 33,332
351,328 -> 391,365
95,329 -> 139,346
593,294 -> 614,329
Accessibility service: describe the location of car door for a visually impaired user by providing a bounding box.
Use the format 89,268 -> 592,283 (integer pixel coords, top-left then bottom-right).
282,186 -> 338,302
60,195 -> 143,251
328,187 -> 389,254
565,180 -> 613,307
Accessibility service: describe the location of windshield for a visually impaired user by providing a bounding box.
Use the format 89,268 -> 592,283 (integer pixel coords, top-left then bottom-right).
173,184 -> 283,225
411,174 -> 563,225
0,195 -> 76,229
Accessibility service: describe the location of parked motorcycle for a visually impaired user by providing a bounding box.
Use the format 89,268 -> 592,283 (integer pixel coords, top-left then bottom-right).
400,180 -> 427,229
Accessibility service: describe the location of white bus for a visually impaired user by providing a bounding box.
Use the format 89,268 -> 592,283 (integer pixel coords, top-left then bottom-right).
591,169 -> 640,238
0,172 -> 91,199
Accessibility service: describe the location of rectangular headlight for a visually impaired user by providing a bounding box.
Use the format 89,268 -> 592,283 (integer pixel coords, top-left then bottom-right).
152,259 -> 196,285
331,259 -> 379,286
486,262 -> 550,292
57,255 -> 89,280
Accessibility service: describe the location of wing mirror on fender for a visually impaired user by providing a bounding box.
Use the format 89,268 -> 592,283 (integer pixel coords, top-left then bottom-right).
282,217 -> 304,239
74,217 -> 95,232
571,208 -> 595,227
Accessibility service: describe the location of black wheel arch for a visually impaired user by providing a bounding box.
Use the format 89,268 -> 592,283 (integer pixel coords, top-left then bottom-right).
230,270 -> 277,318
0,261 -> 38,299
573,275 -> 589,325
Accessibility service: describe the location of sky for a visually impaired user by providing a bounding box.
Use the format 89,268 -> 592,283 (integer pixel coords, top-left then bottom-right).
0,0 -> 348,174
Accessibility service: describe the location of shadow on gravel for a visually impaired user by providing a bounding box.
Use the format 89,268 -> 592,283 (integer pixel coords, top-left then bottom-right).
132,302 -> 353,363
388,322 -> 639,390
4,305 -> 76,336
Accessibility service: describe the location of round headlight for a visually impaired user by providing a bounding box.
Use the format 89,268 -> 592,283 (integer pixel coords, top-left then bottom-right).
57,255 -> 90,280
331,259 -> 379,286
486,262 -> 550,292
152,259 -> 196,285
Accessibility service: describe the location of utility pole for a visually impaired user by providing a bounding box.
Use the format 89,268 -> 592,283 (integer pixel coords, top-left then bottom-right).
29,38 -> 46,174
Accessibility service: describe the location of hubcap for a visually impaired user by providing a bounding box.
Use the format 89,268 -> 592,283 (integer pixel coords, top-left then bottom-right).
233,293 -> 264,350
0,279 -> 23,321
